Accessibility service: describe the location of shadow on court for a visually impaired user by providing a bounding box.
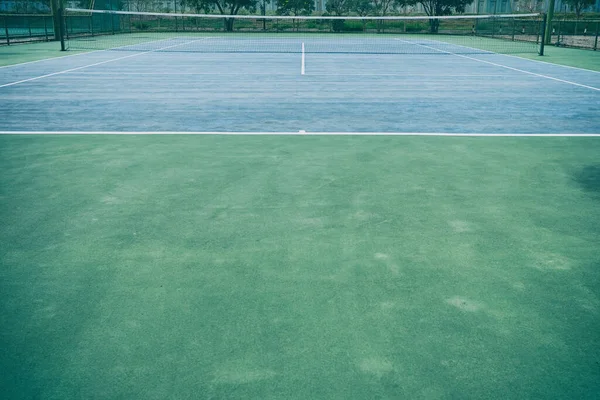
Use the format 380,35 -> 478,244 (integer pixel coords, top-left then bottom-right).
574,165 -> 600,196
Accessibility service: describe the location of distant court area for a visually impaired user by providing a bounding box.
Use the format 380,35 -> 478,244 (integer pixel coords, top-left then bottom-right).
0,9 -> 597,133
1,36 -> 599,133
1,8 -> 600,400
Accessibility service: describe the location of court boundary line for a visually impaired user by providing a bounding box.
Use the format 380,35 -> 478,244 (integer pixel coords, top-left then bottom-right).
393,38 -> 600,92
2,47 -> 599,77
0,48 -> 110,70
0,36 -> 178,70
501,53 -> 600,75
0,38 -> 211,88
0,131 -> 598,137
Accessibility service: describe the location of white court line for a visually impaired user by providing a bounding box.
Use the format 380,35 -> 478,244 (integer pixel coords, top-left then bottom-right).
394,39 -> 600,92
501,53 -> 600,75
65,71 -> 510,77
0,48 -> 115,70
0,50 -> 104,70
0,37 -> 180,70
0,38 -> 210,88
0,131 -> 598,136
301,42 -> 306,75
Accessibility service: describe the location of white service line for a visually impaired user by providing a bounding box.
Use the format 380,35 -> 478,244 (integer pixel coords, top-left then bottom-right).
0,38 -> 209,89
393,38 -> 600,92
301,42 -> 306,75
0,131 -> 599,137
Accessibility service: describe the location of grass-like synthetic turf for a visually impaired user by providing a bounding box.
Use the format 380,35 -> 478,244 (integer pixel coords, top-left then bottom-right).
1,135 -> 599,399
519,43 -> 600,71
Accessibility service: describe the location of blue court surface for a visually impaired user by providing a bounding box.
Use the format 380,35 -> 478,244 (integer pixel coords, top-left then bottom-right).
1,37 -> 599,133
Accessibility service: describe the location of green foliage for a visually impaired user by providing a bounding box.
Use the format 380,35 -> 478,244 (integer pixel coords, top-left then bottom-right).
405,0 -> 474,32
181,0 -> 258,30
339,21 -> 365,31
406,0 -> 473,16
353,0 -> 374,16
563,0 -> 595,19
331,19 -> 346,32
276,0 -> 315,16
372,0 -> 404,16
133,21 -> 150,30
181,0 -> 258,15
325,0 -> 353,15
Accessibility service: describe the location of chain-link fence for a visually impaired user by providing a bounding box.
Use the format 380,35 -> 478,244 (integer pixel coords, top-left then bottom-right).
1,0 -> 54,45
547,18 -> 599,50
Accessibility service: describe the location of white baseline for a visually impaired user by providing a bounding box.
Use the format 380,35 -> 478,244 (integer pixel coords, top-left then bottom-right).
0,131 -> 598,137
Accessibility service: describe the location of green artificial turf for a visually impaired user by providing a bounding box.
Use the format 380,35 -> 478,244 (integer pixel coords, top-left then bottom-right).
1,135 -> 599,399
522,44 -> 600,71
0,41 -> 69,66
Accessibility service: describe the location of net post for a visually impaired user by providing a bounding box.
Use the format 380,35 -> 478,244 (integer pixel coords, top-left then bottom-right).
58,7 -> 66,51
539,13 -> 547,56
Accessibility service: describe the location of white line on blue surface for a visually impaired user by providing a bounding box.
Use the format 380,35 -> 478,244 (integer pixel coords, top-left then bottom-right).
393,38 -> 600,92
0,131 -> 598,136
0,38 -> 212,88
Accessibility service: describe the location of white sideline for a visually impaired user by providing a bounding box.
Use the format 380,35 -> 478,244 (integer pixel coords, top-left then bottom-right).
501,53 -> 600,75
0,131 -> 598,137
0,38 -> 210,88
393,38 -> 600,92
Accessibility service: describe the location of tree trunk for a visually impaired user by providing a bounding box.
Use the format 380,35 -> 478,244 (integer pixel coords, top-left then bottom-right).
429,18 -> 439,33
223,18 -> 234,32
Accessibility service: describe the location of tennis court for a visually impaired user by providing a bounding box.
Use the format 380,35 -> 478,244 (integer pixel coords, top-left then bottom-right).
1,32 -> 599,133
1,9 -> 600,400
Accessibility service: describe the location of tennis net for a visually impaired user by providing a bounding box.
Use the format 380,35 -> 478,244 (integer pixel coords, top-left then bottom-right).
62,8 -> 546,55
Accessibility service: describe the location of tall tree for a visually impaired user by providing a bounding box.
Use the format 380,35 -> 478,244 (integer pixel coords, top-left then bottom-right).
351,0 -> 374,32
563,0 -> 594,35
406,0 -> 474,32
353,0 -> 374,16
372,0 -> 404,32
128,0 -> 154,12
563,0 -> 595,20
325,0 -> 353,32
325,0 -> 353,15
276,0 -> 314,16
182,0 -> 258,30
512,0 -> 543,12
372,0 -> 401,16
